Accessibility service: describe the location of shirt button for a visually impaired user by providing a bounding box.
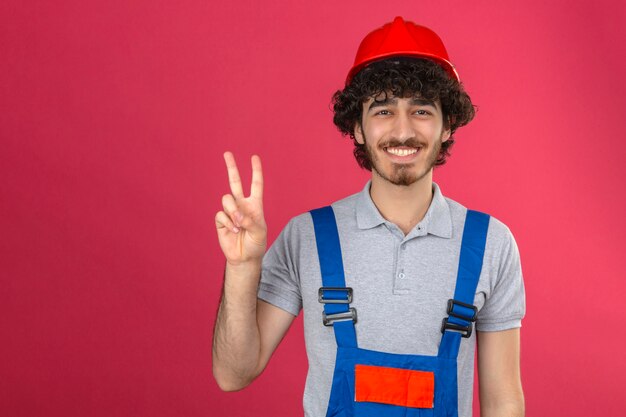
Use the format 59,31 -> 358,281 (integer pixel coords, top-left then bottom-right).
398,272 -> 405,279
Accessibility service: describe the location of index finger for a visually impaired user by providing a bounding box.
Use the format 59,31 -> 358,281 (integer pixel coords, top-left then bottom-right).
250,154 -> 263,200
223,151 -> 245,199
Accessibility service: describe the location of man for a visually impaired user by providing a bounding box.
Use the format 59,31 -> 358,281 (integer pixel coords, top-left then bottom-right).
213,16 -> 526,417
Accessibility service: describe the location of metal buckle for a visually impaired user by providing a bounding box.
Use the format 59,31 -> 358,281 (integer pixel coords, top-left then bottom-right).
440,317 -> 473,338
323,308 -> 358,326
446,299 -> 478,322
318,287 -> 353,304
441,299 -> 478,338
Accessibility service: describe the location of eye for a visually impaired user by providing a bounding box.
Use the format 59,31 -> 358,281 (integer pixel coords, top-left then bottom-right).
415,109 -> 430,116
375,110 -> 391,116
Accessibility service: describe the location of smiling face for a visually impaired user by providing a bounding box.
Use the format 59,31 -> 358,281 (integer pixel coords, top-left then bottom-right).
354,93 -> 452,187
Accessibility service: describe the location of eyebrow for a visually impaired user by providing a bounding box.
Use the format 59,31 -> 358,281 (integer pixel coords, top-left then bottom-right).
367,97 -> 437,111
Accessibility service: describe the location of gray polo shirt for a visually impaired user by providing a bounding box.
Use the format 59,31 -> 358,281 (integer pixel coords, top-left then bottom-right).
258,179 -> 526,417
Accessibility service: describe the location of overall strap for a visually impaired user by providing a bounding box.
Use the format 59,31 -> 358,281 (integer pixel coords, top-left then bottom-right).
310,206 -> 357,348
438,209 -> 490,359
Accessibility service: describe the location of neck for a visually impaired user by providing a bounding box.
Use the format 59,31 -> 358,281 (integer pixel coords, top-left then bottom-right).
369,170 -> 434,234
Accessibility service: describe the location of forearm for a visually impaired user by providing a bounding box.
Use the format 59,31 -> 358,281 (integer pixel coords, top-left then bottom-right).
212,260 -> 263,391
479,364 -> 525,417
480,392 -> 525,417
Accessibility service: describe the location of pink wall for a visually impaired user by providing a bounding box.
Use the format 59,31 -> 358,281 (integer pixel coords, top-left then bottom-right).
2,1 -> 625,416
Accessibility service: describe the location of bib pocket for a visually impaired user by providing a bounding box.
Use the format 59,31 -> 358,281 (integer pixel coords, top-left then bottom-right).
355,364 -> 435,408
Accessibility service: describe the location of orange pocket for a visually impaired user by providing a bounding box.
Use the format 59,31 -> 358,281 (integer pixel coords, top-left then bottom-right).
354,364 -> 434,408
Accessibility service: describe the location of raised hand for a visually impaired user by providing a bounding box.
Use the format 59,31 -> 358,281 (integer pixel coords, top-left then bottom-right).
215,152 -> 268,266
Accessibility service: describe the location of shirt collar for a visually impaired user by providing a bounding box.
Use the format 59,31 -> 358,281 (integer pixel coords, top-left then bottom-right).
355,179 -> 452,238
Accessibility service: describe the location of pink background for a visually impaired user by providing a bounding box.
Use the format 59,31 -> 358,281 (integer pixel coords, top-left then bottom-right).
2,1 -> 625,416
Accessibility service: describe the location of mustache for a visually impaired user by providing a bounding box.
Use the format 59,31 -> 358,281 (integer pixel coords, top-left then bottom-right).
381,139 -> 425,148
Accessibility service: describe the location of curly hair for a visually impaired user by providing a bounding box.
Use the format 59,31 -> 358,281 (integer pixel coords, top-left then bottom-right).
331,57 -> 476,170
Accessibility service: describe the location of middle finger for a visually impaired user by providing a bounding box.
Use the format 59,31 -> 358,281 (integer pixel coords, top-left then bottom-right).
223,151 -> 245,200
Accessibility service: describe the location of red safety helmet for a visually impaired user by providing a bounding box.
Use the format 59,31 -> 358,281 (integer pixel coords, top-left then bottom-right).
345,16 -> 460,85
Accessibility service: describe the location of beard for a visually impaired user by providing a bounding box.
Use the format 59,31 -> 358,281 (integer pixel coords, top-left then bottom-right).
362,131 -> 443,187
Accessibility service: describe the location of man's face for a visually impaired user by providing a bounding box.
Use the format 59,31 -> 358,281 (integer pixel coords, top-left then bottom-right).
355,93 -> 451,187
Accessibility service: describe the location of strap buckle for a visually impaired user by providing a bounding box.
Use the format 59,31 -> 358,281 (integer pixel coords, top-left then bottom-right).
318,287 -> 353,304
446,299 -> 478,321
323,308 -> 358,326
441,317 -> 473,338
440,299 -> 478,338
319,287 -> 356,326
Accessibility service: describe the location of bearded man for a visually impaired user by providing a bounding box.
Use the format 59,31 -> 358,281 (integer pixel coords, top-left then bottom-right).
213,16 -> 526,417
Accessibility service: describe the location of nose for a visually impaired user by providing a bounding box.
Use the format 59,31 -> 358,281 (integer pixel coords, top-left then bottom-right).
390,112 -> 416,142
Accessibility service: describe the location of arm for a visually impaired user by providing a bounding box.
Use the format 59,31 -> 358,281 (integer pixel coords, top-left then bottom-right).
212,260 -> 295,391
212,151 -> 296,391
477,328 -> 525,417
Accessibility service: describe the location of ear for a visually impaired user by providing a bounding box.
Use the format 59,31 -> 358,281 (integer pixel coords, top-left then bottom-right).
442,127 -> 451,143
354,122 -> 365,145
442,116 -> 453,142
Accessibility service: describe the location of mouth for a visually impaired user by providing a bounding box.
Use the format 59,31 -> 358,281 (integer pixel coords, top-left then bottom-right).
383,146 -> 422,162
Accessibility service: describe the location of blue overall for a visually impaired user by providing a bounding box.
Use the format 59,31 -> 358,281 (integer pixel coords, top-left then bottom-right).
310,206 -> 490,417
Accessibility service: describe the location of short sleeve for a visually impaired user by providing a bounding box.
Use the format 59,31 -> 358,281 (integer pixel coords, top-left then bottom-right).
257,218 -> 302,317
476,225 -> 526,332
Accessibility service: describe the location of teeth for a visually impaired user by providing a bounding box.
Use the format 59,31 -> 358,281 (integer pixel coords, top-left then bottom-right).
386,147 -> 418,156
